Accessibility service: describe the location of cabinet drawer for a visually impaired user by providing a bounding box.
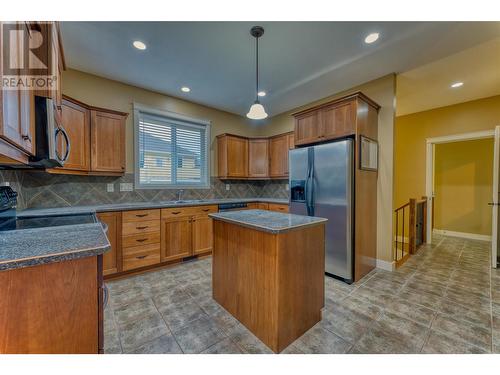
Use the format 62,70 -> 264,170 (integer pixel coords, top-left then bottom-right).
268,203 -> 289,213
122,231 -> 160,247
122,220 -> 160,235
161,205 -> 218,219
122,209 -> 160,222
122,243 -> 161,271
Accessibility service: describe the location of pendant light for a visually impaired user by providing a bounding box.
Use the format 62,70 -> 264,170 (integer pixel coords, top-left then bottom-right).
246,26 -> 268,120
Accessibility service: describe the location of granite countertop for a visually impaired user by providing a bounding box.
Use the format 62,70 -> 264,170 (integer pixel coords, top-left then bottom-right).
18,197 -> 289,216
0,223 -> 110,271
209,209 -> 327,234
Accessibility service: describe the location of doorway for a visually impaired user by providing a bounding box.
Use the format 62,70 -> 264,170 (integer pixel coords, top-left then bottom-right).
425,128 -> 499,268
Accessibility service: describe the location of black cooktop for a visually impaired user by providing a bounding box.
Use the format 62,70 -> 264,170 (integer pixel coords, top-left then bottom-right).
0,213 -> 97,232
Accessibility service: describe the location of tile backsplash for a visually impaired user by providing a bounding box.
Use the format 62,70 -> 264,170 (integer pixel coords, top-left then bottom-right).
0,170 -> 288,210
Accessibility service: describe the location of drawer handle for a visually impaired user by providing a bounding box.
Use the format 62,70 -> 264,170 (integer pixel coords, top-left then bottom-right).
136,238 -> 148,242
135,214 -> 148,217
172,211 -> 181,214
202,209 -> 210,212
136,255 -> 147,259
136,226 -> 148,230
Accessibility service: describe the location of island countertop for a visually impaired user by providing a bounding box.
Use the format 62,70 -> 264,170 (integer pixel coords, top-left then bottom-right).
209,209 -> 327,234
0,223 -> 110,271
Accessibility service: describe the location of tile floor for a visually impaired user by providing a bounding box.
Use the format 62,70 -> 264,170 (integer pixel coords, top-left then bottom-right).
104,235 -> 500,354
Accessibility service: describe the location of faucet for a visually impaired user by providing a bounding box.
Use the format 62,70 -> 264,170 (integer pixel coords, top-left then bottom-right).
176,189 -> 184,201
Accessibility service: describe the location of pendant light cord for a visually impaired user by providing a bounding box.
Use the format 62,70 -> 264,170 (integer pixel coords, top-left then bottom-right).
255,36 -> 259,102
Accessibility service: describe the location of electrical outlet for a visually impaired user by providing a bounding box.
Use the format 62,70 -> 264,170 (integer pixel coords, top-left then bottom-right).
120,183 -> 133,192
225,184 -> 230,191
106,183 -> 115,193
285,184 -> 289,191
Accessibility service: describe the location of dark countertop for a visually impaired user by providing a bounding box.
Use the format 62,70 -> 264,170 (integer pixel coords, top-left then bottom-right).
18,198 -> 289,216
209,209 -> 327,234
0,223 -> 110,271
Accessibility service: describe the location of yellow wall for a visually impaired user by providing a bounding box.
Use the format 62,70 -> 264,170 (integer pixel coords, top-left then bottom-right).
257,74 -> 397,263
434,139 -> 493,236
61,69 -> 260,174
394,94 -> 500,208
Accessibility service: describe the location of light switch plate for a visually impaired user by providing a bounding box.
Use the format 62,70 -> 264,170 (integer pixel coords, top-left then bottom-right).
225,184 -> 230,191
106,183 -> 115,193
120,183 -> 133,192
0,182 -> 10,187
285,184 -> 289,191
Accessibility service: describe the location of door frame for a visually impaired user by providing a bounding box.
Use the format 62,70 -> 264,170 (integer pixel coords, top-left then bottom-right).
425,129 -> 495,247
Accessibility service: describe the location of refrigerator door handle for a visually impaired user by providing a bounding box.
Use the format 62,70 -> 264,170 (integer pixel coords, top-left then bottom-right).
305,147 -> 315,216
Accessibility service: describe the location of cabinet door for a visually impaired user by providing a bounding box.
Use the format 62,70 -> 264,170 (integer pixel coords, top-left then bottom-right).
321,101 -> 355,140
192,215 -> 213,255
269,134 -> 289,178
248,138 -> 269,178
294,111 -> 322,146
97,212 -> 121,276
58,98 -> 90,171
161,217 -> 192,262
0,22 -> 33,155
288,133 -> 295,150
90,110 -> 126,173
268,203 -> 289,213
226,136 -> 248,177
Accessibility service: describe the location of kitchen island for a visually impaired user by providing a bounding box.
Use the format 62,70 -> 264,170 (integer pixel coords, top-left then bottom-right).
209,209 -> 327,353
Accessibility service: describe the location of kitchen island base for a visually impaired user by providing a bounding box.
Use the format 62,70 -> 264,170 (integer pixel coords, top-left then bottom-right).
212,219 -> 325,353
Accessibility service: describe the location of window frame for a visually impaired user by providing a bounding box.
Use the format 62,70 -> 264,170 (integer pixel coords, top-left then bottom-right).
133,103 -> 211,189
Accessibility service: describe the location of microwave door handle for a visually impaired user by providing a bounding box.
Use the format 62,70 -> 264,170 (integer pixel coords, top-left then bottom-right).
55,127 -> 71,163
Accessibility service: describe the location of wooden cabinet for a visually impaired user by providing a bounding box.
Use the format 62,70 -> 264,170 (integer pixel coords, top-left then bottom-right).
218,132 -> 293,180
0,22 -> 35,162
161,216 -> 193,262
269,133 -> 293,178
57,97 -> 90,171
121,209 -> 161,272
321,100 -> 355,140
248,138 -> 269,178
247,202 -> 269,210
0,256 -> 102,353
160,204 -> 217,262
293,93 -> 379,147
97,212 -> 121,276
217,134 -> 248,178
91,109 -> 126,174
294,111 -> 322,146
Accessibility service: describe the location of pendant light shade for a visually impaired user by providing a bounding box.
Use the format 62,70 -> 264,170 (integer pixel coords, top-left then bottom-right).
247,101 -> 268,120
247,26 -> 268,120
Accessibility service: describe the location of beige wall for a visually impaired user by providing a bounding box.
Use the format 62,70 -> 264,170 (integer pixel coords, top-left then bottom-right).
62,69 -> 260,175
434,139 -> 493,236
394,95 -> 500,209
257,74 -> 397,263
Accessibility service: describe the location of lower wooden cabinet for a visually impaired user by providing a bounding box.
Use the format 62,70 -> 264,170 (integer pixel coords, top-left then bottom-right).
97,212 -> 121,276
247,202 -> 269,210
122,243 -> 161,271
192,215 -> 214,255
161,216 -> 193,262
268,203 -> 289,213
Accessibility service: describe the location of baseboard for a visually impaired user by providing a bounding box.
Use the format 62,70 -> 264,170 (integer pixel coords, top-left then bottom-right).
376,259 -> 396,271
433,229 -> 491,242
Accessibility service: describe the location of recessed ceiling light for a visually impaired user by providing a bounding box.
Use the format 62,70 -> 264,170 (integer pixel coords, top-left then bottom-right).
364,33 -> 379,44
257,91 -> 266,97
133,40 -> 147,50
181,86 -> 191,93
451,82 -> 464,88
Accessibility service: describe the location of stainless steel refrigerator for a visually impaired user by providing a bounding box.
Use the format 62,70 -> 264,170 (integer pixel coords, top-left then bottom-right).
289,138 -> 354,283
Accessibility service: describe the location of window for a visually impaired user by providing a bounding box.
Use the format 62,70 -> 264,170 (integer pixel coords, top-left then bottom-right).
134,105 -> 210,188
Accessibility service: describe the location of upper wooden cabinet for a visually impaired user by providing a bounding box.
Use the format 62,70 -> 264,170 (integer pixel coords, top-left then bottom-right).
91,109 -> 126,174
217,134 -> 248,178
248,138 -> 269,178
293,92 -> 380,146
218,131 -> 293,180
50,96 -> 127,176
269,133 -> 291,178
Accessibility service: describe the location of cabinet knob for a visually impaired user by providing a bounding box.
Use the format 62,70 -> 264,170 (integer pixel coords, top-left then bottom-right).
21,134 -> 31,142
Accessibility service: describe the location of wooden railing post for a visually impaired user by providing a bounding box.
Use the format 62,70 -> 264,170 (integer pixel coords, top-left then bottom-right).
409,198 -> 417,254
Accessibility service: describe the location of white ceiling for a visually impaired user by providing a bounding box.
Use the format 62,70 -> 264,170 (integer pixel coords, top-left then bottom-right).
60,22 -> 500,118
397,37 -> 500,116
